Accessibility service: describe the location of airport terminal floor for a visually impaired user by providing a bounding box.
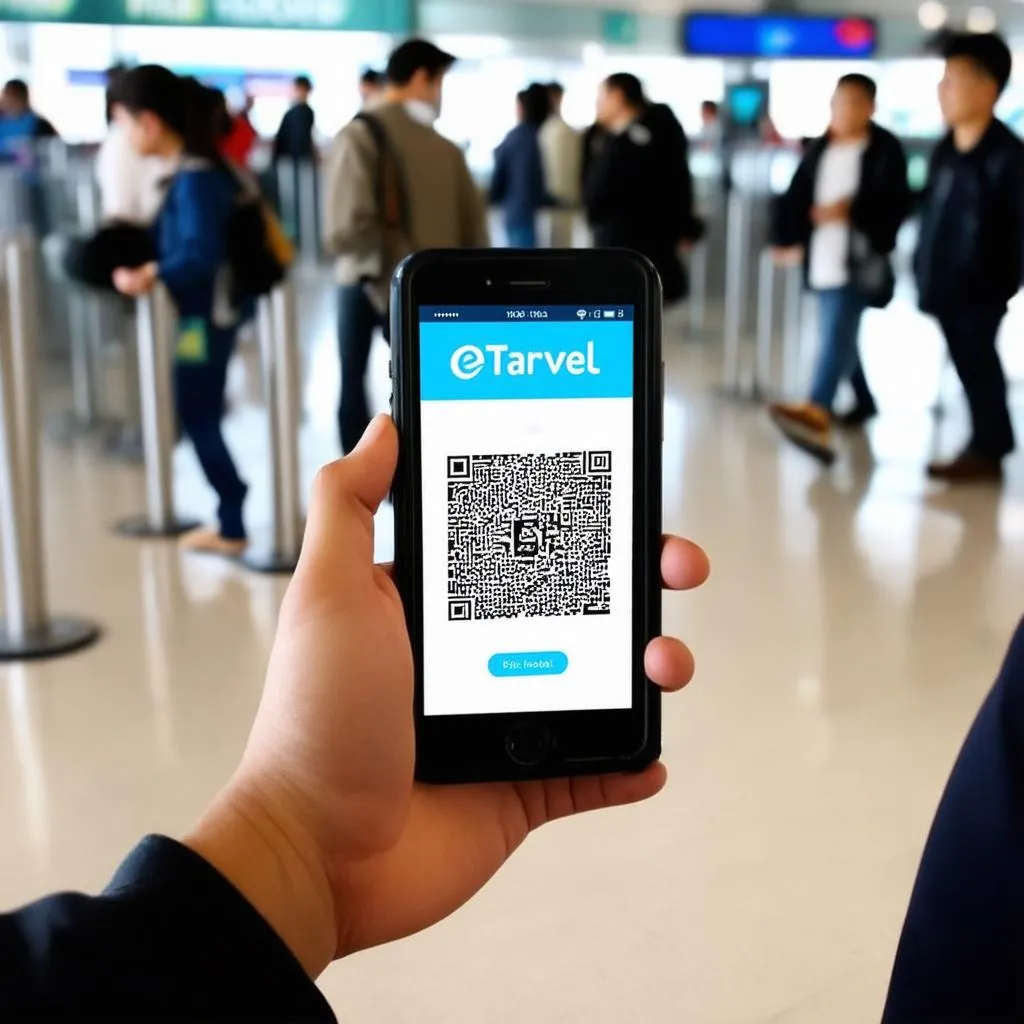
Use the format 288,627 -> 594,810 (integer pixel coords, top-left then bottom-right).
1,269 -> 1022,1021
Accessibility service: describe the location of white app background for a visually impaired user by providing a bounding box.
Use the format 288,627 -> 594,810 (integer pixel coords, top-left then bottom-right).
422,396 -> 633,716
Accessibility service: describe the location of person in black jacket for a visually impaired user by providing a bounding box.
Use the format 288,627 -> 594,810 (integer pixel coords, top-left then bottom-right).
272,74 -> 315,163
584,73 -> 703,304
0,417 -> 711,1020
916,32 -> 1023,483
769,74 -> 910,464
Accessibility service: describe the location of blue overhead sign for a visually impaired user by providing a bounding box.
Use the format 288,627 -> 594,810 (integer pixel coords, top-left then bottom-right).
682,13 -> 878,59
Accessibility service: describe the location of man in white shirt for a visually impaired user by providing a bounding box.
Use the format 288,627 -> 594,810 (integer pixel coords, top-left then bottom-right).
768,74 -> 910,463
538,82 -> 582,247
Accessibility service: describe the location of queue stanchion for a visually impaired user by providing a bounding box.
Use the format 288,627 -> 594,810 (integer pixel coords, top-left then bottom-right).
297,160 -> 320,264
244,279 -> 304,573
753,249 -> 777,399
721,191 -> 750,395
115,285 -> 199,538
688,240 -> 707,337
0,233 -> 100,659
782,264 -> 805,396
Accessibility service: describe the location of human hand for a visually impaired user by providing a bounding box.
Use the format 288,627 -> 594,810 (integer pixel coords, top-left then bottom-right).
112,261 -> 158,296
810,199 -> 851,226
187,416 -> 710,977
772,246 -> 803,267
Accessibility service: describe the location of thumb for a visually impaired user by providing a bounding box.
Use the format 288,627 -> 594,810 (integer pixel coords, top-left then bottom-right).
298,415 -> 398,578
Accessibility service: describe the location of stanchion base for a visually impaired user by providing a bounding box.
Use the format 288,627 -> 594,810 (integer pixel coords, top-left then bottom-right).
115,515 -> 201,539
0,616 -> 101,661
241,548 -> 300,575
47,411 -> 112,444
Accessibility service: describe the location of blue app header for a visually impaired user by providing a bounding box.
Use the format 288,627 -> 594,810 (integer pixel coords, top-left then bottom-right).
420,318 -> 633,401
420,305 -> 634,323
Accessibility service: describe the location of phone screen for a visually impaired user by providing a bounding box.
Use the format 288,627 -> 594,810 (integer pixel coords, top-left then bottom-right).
418,304 -> 635,717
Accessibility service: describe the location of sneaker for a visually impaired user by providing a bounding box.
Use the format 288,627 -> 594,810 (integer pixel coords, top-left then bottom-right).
926,450 -> 1003,484
179,526 -> 249,557
835,404 -> 878,430
769,402 -> 836,464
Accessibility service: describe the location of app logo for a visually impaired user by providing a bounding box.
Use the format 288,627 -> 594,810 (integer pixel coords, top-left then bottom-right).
449,342 -> 601,379
450,344 -> 486,380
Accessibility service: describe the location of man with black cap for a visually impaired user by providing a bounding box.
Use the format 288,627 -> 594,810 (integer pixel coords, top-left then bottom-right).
916,31 -> 1024,483
323,38 -> 489,455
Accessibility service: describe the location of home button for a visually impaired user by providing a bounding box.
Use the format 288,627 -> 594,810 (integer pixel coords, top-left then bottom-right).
505,723 -> 553,767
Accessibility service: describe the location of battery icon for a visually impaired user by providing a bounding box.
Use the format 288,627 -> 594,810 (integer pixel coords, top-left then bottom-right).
602,310 -> 616,319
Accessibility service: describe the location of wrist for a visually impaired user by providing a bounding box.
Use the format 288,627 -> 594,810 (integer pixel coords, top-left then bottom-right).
184,774 -> 337,978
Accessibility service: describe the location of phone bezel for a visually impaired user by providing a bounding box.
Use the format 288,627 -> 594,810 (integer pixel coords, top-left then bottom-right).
392,249 -> 663,783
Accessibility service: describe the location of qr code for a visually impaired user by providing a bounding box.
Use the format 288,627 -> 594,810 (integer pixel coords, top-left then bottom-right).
447,451 -> 612,621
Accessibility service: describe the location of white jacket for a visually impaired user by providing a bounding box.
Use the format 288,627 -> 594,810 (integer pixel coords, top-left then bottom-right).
539,115 -> 582,206
95,122 -> 176,225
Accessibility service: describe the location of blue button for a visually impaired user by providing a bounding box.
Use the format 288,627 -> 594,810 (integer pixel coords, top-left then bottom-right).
488,651 -> 569,677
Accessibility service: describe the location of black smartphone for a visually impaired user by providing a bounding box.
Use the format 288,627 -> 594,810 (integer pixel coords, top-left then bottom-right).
391,249 -> 663,784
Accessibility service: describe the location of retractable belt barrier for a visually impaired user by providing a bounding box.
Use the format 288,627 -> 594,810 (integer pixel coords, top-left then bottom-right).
115,286 -> 199,538
244,280 -> 304,573
0,233 -> 100,659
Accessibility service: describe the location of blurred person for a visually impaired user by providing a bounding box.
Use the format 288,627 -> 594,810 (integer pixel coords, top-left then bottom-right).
0,78 -> 58,162
359,68 -> 384,108
112,66 -> 249,555
915,32 -> 1023,483
698,99 -> 722,144
584,73 -> 702,305
539,81 -> 582,247
273,74 -> 315,163
322,38 -> 488,454
221,94 -> 258,169
768,74 -> 911,464
490,83 -> 553,248
0,416 -> 710,1018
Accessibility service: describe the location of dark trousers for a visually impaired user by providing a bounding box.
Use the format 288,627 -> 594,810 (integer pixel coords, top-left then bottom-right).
174,325 -> 247,539
337,284 -> 383,455
883,618 -> 1024,1022
848,360 -> 877,413
938,305 -> 1015,460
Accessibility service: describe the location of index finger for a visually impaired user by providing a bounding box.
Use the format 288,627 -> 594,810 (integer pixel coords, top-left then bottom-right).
661,535 -> 710,592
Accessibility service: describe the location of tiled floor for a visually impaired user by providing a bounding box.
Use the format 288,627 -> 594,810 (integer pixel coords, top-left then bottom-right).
1,276 -> 1023,1022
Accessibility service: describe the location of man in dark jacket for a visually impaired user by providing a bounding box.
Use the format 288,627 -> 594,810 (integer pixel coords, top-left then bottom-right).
583,73 -> 702,304
272,74 -> 315,162
915,32 -> 1023,483
769,74 -> 910,464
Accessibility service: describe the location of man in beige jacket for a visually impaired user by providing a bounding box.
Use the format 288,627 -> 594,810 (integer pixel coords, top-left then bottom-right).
323,38 -> 489,453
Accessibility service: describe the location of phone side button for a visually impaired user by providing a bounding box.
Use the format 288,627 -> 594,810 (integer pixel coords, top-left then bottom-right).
660,362 -> 665,441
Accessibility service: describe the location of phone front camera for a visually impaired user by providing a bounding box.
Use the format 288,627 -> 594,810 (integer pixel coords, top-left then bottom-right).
485,279 -> 493,286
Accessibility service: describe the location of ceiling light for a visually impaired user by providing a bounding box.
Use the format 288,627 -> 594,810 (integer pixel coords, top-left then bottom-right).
966,5 -> 997,31
918,0 -> 948,30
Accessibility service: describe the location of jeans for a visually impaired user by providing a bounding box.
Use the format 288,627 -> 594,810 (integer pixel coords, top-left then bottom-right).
337,283 -> 383,455
809,286 -> 869,412
938,305 -> 1015,459
506,222 -> 537,248
883,618 -> 1024,1021
174,325 -> 247,540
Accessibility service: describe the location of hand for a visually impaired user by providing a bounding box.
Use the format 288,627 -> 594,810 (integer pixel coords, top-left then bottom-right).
112,261 -> 158,296
772,246 -> 803,267
187,416 -> 710,977
810,199 -> 851,226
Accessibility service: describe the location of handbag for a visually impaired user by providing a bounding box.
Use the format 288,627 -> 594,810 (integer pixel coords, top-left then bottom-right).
849,228 -> 895,310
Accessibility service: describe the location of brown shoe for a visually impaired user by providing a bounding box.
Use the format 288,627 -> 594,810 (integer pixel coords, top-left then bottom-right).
768,402 -> 835,464
179,526 -> 249,557
926,451 -> 1003,484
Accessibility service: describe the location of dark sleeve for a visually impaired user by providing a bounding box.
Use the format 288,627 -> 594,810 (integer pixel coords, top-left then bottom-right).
0,835 -> 335,1022
157,172 -> 229,296
675,134 -> 703,243
529,135 -> 555,208
851,136 -> 910,255
770,152 -> 815,248
489,142 -> 508,205
273,108 -> 293,162
35,117 -> 58,140
883,618 -> 1024,1023
583,138 -> 629,223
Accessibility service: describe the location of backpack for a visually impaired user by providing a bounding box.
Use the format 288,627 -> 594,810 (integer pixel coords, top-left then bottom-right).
223,165 -> 295,301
